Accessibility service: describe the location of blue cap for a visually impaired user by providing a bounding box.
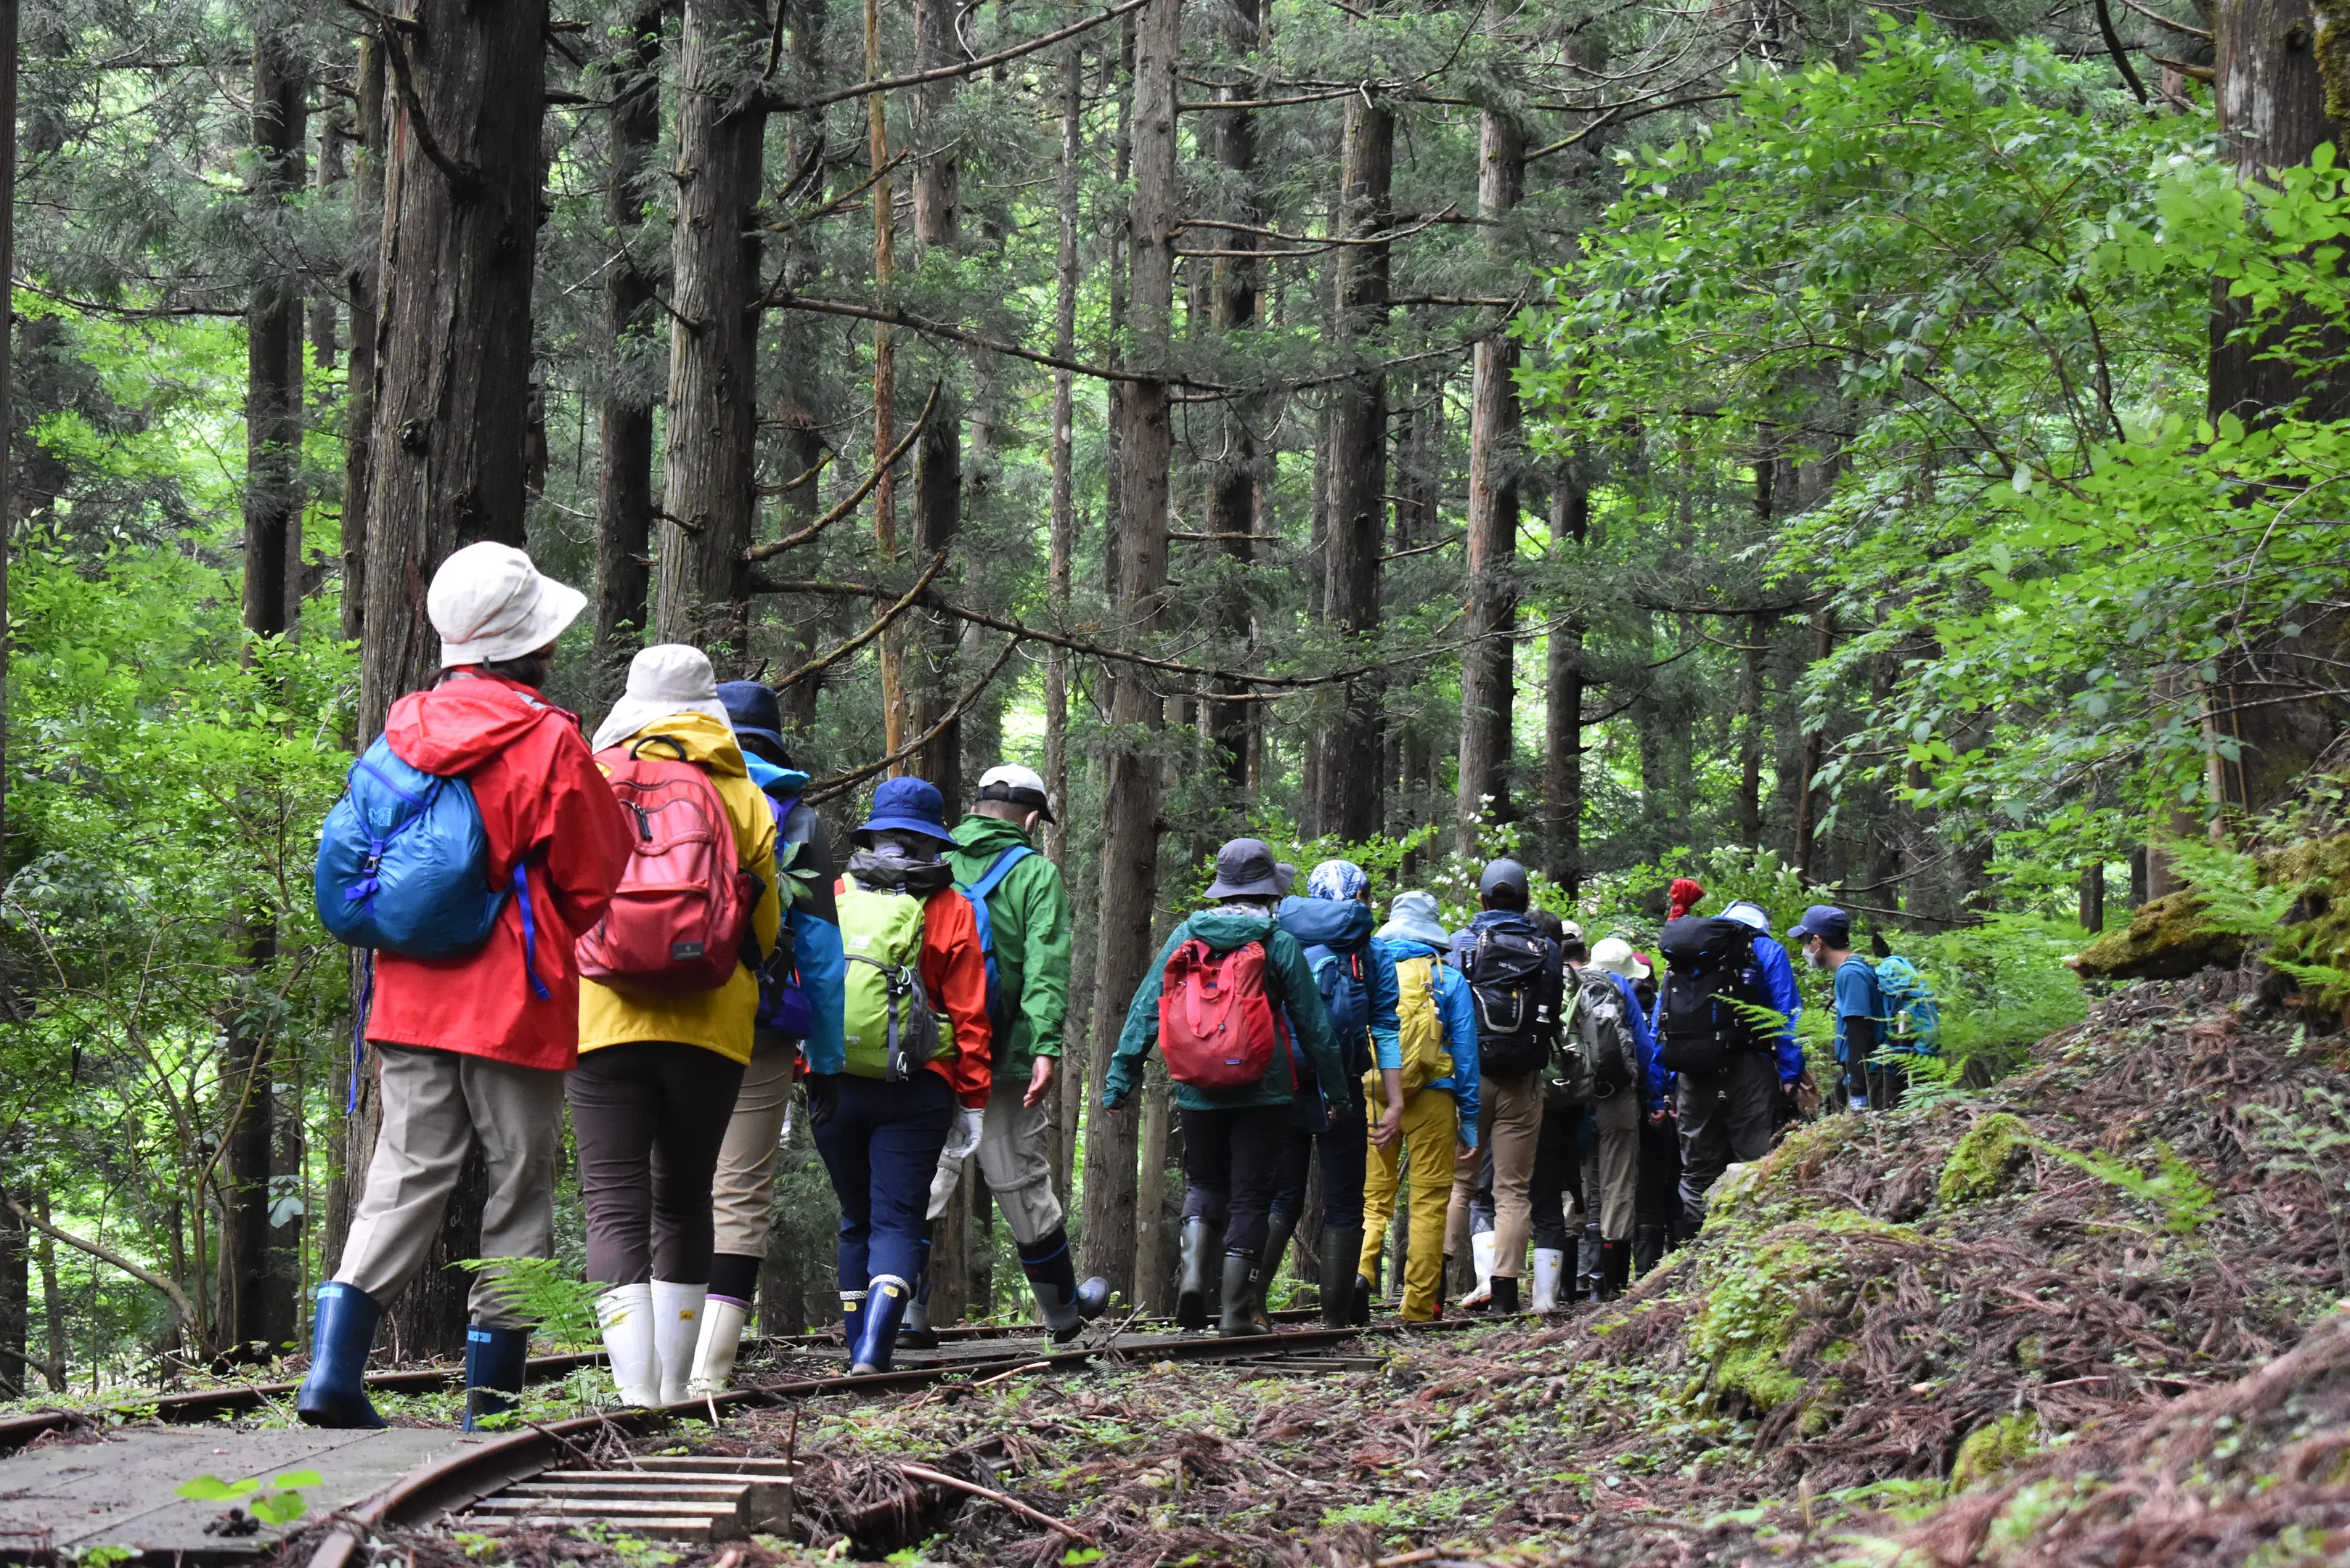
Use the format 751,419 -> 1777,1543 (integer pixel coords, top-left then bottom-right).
716,680 -> 791,765
1788,904 -> 1851,947
854,776 -> 952,844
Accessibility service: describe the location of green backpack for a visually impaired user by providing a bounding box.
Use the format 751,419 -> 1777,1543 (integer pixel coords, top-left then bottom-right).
837,875 -> 950,1080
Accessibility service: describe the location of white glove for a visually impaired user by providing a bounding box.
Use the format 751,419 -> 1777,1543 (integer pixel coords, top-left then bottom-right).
944,1107 -> 986,1161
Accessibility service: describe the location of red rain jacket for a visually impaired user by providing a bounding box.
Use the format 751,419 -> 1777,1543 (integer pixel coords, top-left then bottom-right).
364,672 -> 633,1071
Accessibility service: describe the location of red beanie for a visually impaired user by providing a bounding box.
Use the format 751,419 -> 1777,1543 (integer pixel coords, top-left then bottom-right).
1668,878 -> 1706,921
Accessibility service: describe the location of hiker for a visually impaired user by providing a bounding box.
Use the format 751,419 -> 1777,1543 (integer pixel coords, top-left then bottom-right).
1445,858 -> 1564,1314
1626,947 -> 1684,1273
1657,902 -> 1779,1230
900,764 -> 1108,1348
303,542 -> 632,1431
812,777 -> 995,1373
570,645 -> 783,1408
1720,900 -> 1808,1129
688,681 -> 847,1395
1103,838 -> 1353,1337
1527,914 -> 1591,1310
1268,860 -> 1405,1328
1579,937 -> 1668,1298
1356,891 -> 1480,1322
1791,905 -> 1935,1111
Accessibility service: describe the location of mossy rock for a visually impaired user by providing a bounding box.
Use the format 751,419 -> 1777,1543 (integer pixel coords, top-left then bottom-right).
2264,831 -> 2350,1012
1950,1412 -> 2043,1490
1937,1111 -> 2033,1208
2073,890 -> 2246,980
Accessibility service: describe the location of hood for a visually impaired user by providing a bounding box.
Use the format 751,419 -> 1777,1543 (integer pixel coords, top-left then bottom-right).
1379,937 -> 1444,960
952,812 -> 1036,857
745,754 -> 810,798
1277,894 -> 1372,952
600,710 -> 748,777
1185,906 -> 1278,952
384,675 -> 576,775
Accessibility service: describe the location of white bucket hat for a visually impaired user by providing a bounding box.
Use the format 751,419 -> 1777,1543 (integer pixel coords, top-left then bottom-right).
1376,890 -> 1452,950
592,645 -> 735,752
1588,936 -> 1652,981
428,542 -> 588,666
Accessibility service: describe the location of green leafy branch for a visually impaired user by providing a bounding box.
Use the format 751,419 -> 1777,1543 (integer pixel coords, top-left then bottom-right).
2036,1139 -> 2216,1236
460,1256 -> 602,1344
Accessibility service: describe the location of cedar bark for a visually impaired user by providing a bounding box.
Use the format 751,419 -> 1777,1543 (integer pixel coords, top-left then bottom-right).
594,4 -> 664,694
1080,0 -> 1180,1301
0,1193 -> 22,1397
338,43 -> 382,648
350,0 -> 547,1359
1202,0 -> 1264,799
1043,41 -> 1082,864
656,0 -> 767,668
1315,83 -> 1392,843
1455,83 -> 1523,854
869,0 -> 908,752
1792,613 -> 1835,883
0,0 -> 12,870
1541,473 -> 1587,895
907,0 -> 966,797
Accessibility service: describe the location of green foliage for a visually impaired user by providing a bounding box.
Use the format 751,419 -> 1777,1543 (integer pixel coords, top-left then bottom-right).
175,1469 -> 321,1526
2159,838 -> 2296,936
2039,1140 -> 2217,1236
460,1257 -> 603,1345
1950,1413 -> 2044,1492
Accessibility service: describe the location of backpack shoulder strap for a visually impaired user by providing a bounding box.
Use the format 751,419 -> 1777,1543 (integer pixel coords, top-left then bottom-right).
962,844 -> 1034,901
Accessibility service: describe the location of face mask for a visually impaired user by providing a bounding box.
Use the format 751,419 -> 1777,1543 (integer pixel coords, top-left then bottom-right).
1802,944 -> 1827,971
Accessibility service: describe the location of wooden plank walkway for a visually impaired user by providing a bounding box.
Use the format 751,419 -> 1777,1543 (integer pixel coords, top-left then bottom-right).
0,1426 -> 482,1559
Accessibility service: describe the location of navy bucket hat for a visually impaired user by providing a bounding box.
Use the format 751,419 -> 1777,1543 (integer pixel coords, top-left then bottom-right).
855,776 -> 953,845
716,679 -> 791,766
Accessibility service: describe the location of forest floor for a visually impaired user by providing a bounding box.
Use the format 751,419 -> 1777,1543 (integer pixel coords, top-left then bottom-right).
336,968 -> 2350,1567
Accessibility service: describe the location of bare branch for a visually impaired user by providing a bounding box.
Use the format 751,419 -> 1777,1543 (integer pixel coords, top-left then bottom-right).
744,382 -> 942,562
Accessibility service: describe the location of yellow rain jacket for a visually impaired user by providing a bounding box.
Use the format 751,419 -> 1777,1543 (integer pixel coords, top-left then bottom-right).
578,711 -> 782,1066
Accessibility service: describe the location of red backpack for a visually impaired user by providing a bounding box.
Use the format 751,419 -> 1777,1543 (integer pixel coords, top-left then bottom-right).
576,737 -> 755,994
1157,939 -> 1283,1090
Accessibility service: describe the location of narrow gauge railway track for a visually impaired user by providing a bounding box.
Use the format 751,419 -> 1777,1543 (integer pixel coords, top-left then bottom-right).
0,1310 -> 1326,1455
305,1317 -> 1480,1566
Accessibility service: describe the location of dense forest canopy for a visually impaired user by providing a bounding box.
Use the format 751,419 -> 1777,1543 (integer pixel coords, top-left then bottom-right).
0,0 -> 2343,1391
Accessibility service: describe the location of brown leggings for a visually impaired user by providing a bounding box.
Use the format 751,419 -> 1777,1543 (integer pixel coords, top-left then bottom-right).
567,1041 -> 746,1284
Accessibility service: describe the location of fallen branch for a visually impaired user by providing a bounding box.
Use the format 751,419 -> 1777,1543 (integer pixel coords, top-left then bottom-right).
772,551 -> 950,693
9,1200 -> 197,1327
897,1461 -> 1098,1547
803,634 -> 1027,805
745,382 -> 941,562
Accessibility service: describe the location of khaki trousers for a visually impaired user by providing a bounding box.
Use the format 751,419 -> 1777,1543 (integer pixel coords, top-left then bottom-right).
1583,1087 -> 1641,1241
332,1043 -> 565,1328
1358,1089 -> 1458,1321
1445,1069 -> 1543,1281
711,1032 -> 798,1260
923,1076 -> 1064,1246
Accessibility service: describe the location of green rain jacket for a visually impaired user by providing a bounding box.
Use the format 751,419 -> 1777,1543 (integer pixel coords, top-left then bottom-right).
947,812 -> 1073,1083
1103,906 -> 1352,1113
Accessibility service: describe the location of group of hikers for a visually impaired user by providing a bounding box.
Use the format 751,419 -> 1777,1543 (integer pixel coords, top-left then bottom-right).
294,542 -> 1941,1431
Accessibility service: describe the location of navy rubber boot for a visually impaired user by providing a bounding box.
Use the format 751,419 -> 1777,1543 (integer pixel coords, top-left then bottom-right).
851,1275 -> 912,1374
297,1283 -> 387,1429
462,1323 -> 531,1432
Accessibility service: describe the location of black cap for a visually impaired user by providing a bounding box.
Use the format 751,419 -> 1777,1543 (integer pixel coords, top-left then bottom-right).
1479,858 -> 1530,901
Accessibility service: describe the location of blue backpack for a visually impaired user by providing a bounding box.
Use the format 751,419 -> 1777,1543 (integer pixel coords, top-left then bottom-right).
750,789 -> 848,1065
316,737 -> 515,957
1306,943 -> 1372,1078
957,845 -> 1034,1061
1874,956 -> 1943,1055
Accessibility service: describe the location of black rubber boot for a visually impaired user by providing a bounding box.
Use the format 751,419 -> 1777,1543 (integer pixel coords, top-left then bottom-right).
1601,1238 -> 1632,1299
1577,1222 -> 1602,1300
1219,1252 -> 1271,1337
1351,1274 -> 1374,1326
1021,1226 -> 1109,1343
898,1221 -> 940,1348
462,1323 -> 530,1432
1176,1217 -> 1216,1332
1490,1273 -> 1521,1315
1633,1223 -> 1668,1278
1318,1227 -> 1363,1328
297,1283 -> 387,1430
1255,1209 -> 1300,1328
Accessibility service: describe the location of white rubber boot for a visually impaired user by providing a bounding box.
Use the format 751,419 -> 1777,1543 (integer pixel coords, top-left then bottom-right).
688,1297 -> 751,1397
595,1284 -> 661,1408
650,1281 -> 706,1405
1532,1248 -> 1567,1312
1460,1230 -> 1497,1310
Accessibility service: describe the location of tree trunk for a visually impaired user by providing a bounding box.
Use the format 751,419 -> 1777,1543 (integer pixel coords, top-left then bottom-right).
1202,0 -> 1262,801
349,0 -> 546,1359
1792,613 -> 1835,884
0,0 -> 14,870
656,0 -> 766,669
2079,861 -> 2107,932
1455,83 -> 1523,855
1314,85 -> 1391,844
907,0 -> 966,793
868,0 -> 907,753
338,42 -> 383,648
224,28 -> 306,1365
1080,0 -> 1180,1302
1043,41 -> 1082,860
1542,473 -> 1586,894
34,1195 -> 61,1391
1736,618 -> 1768,846
594,3 -> 664,697
0,1191 -> 25,1397
1135,1074 -> 1172,1312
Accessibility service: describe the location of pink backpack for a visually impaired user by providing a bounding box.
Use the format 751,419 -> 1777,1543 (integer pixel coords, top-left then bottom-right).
576,738 -> 754,994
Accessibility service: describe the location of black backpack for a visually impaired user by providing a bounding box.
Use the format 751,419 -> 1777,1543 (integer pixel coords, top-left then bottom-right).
1573,973 -> 1641,1095
1657,915 -> 1771,1074
1463,918 -> 1557,1079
